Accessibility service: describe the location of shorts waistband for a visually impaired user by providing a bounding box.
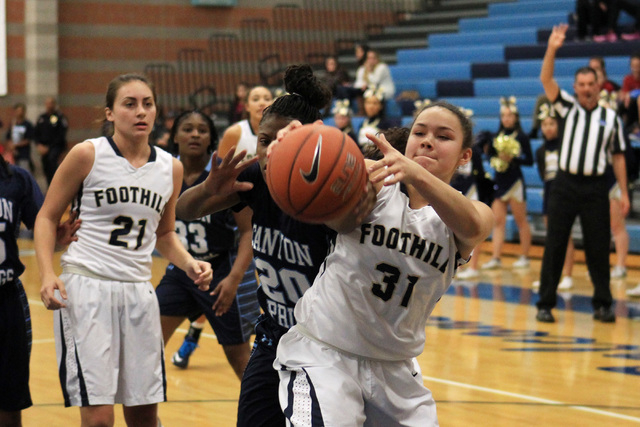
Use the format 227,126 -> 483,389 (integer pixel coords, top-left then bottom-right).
62,265 -> 147,283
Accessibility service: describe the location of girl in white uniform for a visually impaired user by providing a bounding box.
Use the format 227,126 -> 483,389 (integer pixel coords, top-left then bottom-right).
217,85 -> 273,160
274,101 -> 494,426
35,74 -> 213,427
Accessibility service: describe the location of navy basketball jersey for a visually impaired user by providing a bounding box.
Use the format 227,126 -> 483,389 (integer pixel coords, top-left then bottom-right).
236,164 -> 336,329
0,165 -> 43,283
165,171 -> 236,280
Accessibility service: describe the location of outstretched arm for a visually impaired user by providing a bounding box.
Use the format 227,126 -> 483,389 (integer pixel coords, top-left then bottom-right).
176,148 -> 258,220
540,24 -> 567,102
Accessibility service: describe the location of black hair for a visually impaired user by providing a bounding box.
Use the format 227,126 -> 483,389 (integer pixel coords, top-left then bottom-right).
411,101 -> 474,150
574,66 -> 597,81
632,51 -> 640,61
261,64 -> 332,125
0,155 -> 12,178
169,109 -> 218,155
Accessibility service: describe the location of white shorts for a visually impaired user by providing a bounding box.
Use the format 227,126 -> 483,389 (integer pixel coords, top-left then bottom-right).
274,327 -> 438,427
54,273 -> 166,407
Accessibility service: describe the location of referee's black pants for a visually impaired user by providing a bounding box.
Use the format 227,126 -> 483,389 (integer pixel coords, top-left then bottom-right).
537,171 -> 613,310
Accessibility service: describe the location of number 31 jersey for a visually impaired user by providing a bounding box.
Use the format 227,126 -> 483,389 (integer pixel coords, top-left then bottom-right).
295,183 -> 463,361
61,137 -> 174,282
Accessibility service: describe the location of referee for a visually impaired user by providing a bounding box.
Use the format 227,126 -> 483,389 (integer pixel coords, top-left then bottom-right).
536,24 -> 629,323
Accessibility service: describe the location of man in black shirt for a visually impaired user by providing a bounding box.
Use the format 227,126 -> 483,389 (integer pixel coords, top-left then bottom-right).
34,97 -> 68,184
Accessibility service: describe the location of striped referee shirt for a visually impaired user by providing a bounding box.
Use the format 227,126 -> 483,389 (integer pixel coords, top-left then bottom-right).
553,89 -> 626,176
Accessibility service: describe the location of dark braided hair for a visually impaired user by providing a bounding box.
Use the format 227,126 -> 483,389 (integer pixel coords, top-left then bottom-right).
262,64 -> 332,125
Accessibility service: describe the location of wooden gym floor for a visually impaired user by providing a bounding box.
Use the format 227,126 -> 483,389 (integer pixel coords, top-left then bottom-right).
15,238 -> 640,426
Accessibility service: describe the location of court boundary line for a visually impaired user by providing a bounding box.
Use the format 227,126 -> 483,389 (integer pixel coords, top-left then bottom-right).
424,375 -> 640,423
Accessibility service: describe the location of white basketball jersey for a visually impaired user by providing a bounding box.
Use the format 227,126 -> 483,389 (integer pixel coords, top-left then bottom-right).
234,119 -> 257,160
295,184 -> 462,360
61,137 -> 174,282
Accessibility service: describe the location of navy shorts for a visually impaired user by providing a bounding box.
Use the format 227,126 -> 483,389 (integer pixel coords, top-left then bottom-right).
0,280 -> 33,411
156,254 -> 259,345
237,314 -> 288,427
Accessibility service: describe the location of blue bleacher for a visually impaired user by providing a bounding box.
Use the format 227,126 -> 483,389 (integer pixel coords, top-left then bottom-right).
458,11 -> 570,32
509,57 -> 630,78
474,77 -> 574,97
427,28 -> 538,48
521,165 -> 543,188
397,45 -> 505,64
525,187 -> 545,215
488,0 -> 575,15
390,62 -> 471,81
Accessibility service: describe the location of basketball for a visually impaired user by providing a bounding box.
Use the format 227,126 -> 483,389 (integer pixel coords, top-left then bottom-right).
266,123 -> 367,223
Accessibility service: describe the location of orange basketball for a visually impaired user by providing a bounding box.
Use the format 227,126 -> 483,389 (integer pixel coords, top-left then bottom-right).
266,123 -> 367,223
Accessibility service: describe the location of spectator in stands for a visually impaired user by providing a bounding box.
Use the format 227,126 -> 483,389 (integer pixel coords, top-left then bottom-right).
319,56 -> 351,100
590,56 -> 621,94
620,52 -> 640,136
5,103 -> 35,173
357,87 -> 393,152
354,42 -> 369,68
228,82 -> 250,125
536,24 -> 628,323
354,49 -> 396,102
480,97 -> 533,271
576,0 -> 609,40
532,103 -> 575,290
34,96 -> 68,185
332,99 -> 357,143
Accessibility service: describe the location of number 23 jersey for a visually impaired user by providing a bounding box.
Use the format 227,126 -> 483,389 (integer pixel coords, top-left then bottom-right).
295,183 -> 463,360
61,137 -> 174,282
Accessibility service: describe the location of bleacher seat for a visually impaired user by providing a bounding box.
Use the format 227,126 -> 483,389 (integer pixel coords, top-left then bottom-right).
458,11 -> 570,32
525,187 -> 544,215
397,45 -> 505,64
521,165 -> 543,188
488,0 -> 575,16
474,77 -> 574,97
390,62 -> 471,81
428,28 -> 538,48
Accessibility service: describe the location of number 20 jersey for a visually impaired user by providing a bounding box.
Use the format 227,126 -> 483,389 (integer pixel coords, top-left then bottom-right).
295,183 -> 463,361
61,137 -> 174,282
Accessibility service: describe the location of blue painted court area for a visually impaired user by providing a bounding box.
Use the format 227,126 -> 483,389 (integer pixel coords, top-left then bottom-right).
446,281 -> 640,320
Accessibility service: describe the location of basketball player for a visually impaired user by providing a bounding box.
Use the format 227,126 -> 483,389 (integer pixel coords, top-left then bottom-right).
176,64 -> 374,427
155,109 -> 260,379
217,85 -> 273,159
34,74 -> 213,427
0,155 -> 80,427
273,101 -> 494,426
172,85 -> 271,369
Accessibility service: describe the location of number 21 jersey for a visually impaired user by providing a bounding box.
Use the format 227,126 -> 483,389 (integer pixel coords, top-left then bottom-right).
61,137 -> 174,282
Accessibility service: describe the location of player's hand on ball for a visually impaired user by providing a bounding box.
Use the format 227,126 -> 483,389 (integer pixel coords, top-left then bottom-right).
203,148 -> 258,196
352,181 -> 376,224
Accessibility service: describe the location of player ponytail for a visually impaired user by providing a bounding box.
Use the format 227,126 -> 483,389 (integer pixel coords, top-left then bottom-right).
262,64 -> 332,125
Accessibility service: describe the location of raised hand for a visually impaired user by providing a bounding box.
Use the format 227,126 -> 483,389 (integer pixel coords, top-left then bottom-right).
548,24 -> 568,51
203,147 -> 258,196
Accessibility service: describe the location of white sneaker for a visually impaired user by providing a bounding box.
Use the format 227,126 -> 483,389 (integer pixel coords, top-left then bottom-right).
627,284 -> 640,297
512,256 -> 530,269
611,265 -> 627,279
481,258 -> 501,270
456,268 -> 479,279
558,276 -> 573,290
532,280 -> 540,288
